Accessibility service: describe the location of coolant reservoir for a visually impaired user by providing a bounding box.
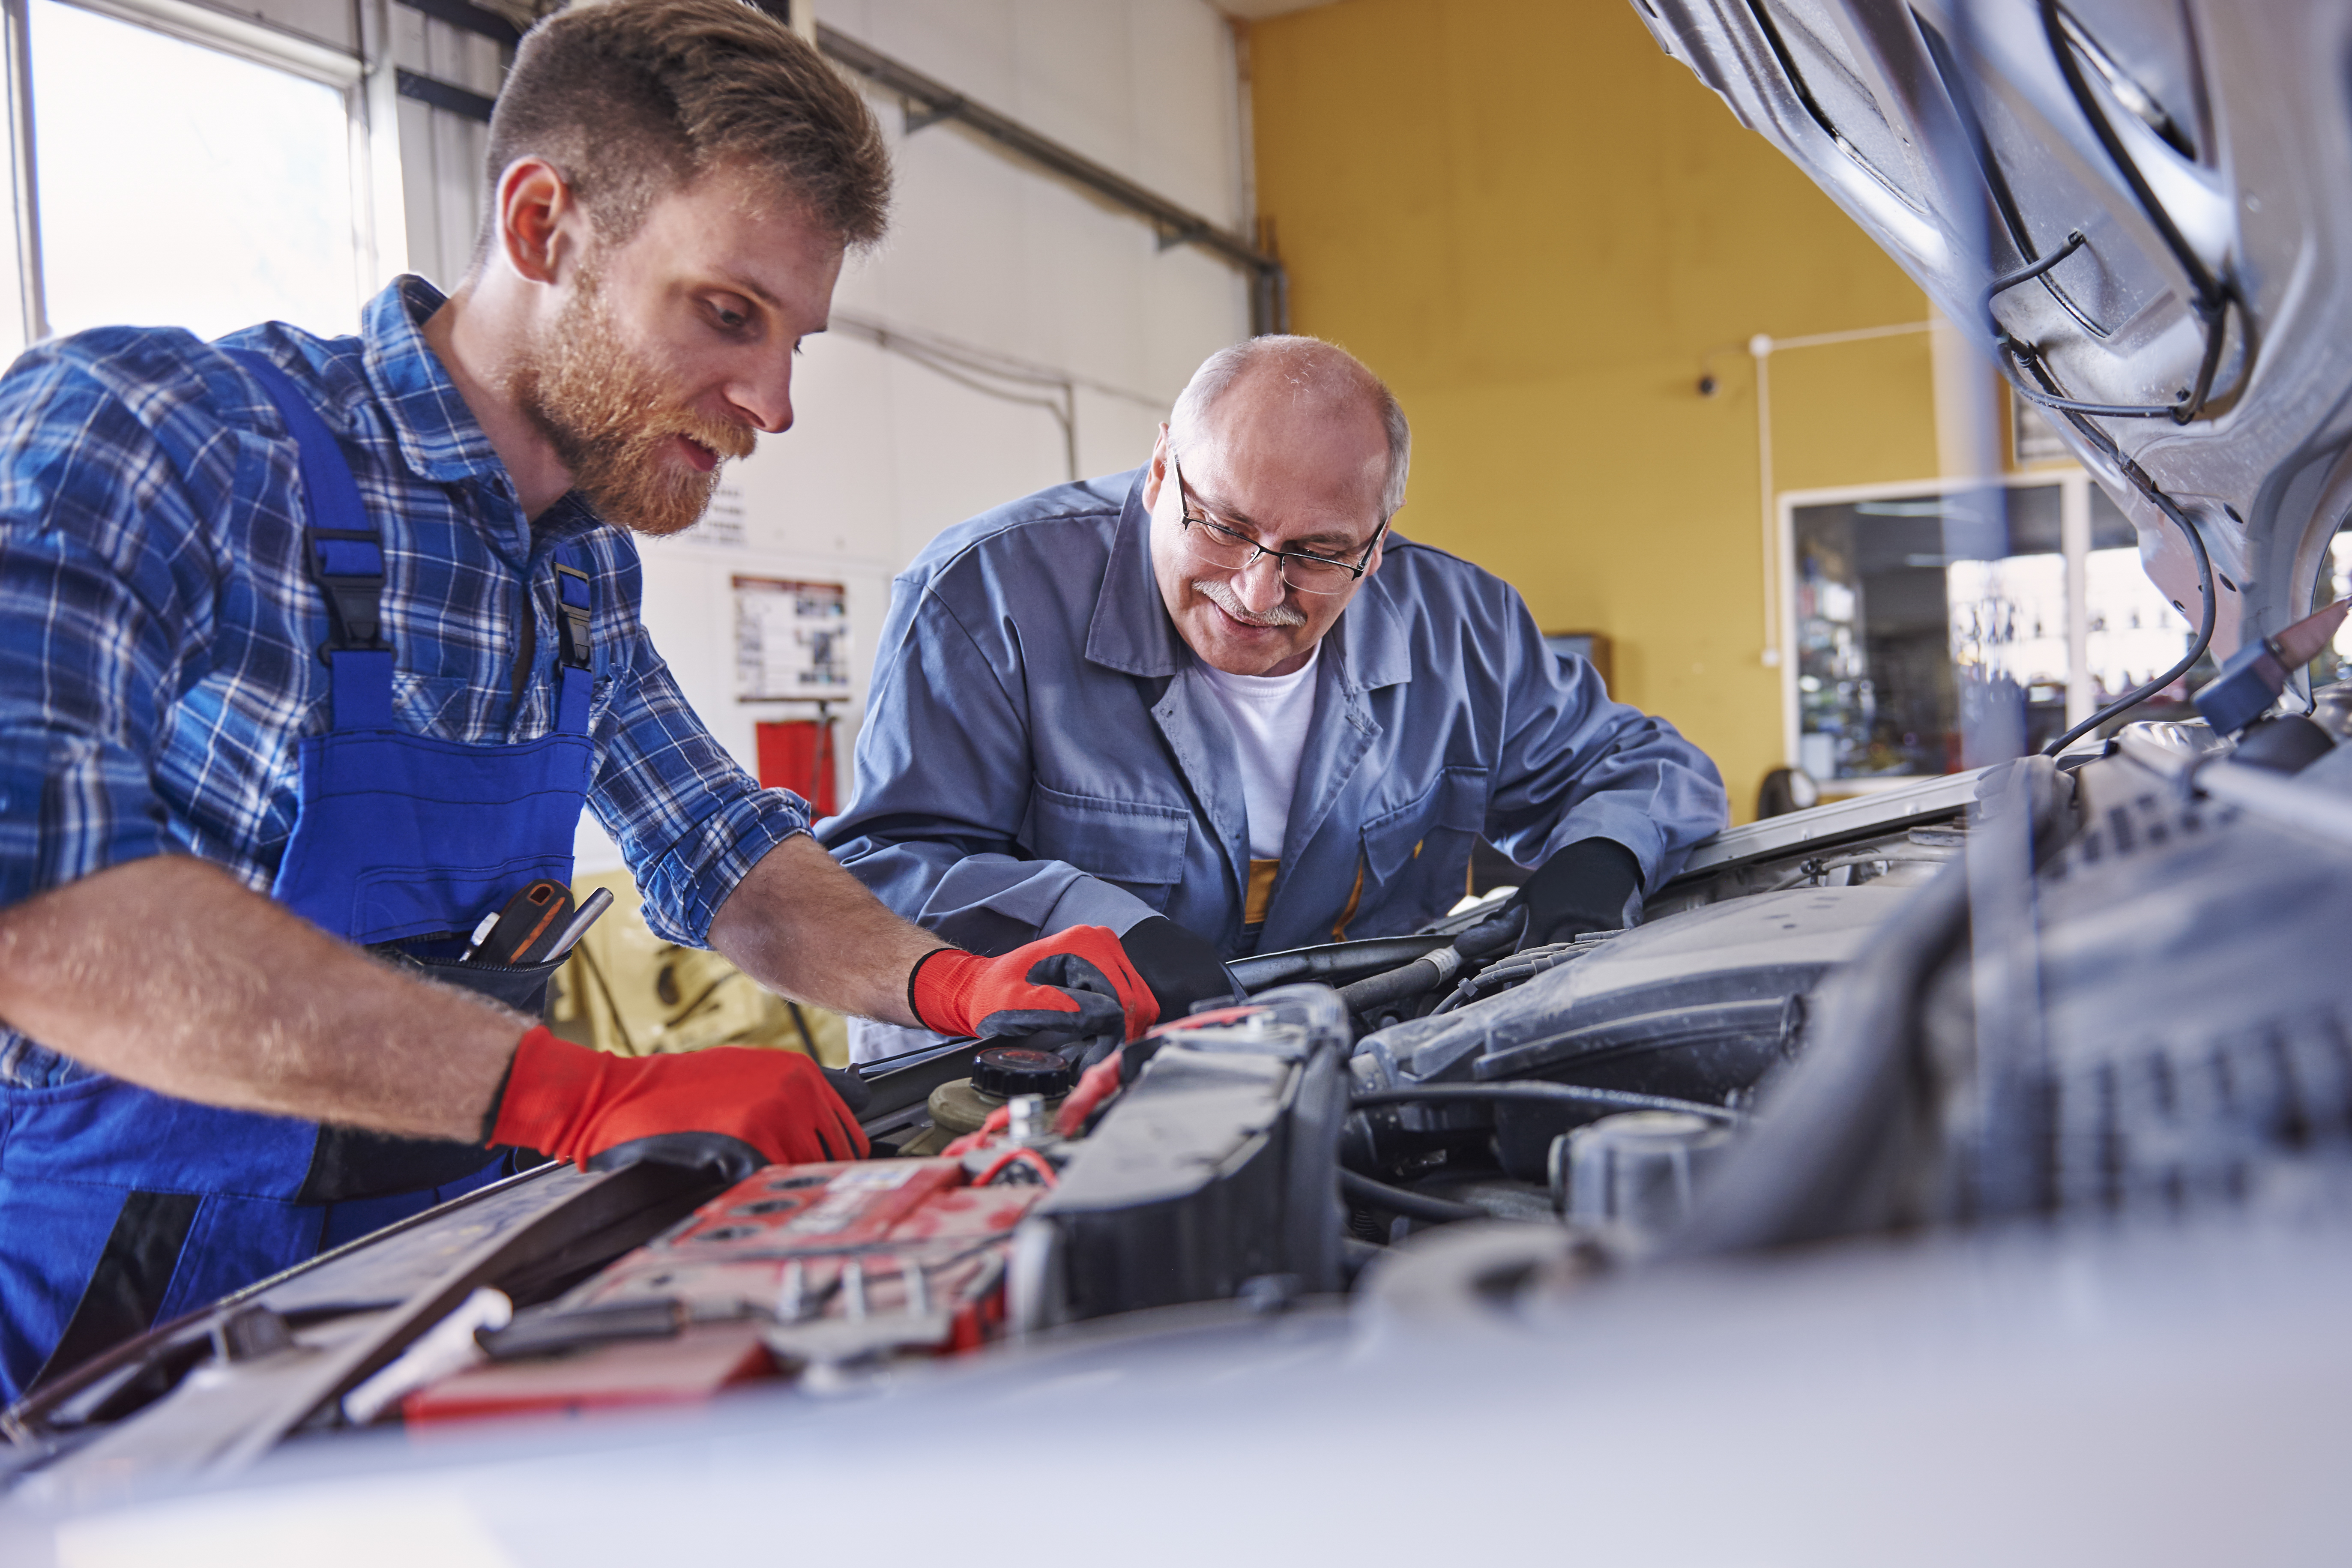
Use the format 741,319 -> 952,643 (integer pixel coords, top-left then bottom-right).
1552,1111 -> 1733,1239
922,1046 -> 1077,1143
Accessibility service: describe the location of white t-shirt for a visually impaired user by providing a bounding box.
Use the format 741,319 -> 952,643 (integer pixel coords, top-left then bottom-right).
1197,645 -> 1322,862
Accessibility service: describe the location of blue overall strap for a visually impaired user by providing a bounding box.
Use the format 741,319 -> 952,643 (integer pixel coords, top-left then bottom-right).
225,348 -> 393,730
554,551 -> 594,735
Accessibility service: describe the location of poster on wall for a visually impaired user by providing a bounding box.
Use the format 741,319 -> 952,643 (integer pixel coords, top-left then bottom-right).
734,576 -> 852,700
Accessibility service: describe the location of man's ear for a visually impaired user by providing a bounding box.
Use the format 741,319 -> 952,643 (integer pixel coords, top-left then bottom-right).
1142,424 -> 1171,512
494,157 -> 586,285
1364,518 -> 1391,576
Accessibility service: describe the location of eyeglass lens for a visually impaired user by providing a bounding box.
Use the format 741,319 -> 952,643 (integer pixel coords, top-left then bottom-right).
1181,524 -> 1359,592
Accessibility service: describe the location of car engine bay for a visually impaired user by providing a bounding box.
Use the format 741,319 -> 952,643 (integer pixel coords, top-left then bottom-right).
17,693 -> 2352,1494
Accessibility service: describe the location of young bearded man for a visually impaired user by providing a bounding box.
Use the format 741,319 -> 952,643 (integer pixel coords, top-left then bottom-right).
0,0 -> 1156,1400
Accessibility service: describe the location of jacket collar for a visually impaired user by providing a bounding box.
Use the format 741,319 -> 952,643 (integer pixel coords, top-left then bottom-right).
1082,466 -> 1416,694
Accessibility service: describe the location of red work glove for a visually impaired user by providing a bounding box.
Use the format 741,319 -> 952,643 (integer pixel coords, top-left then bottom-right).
907,926 -> 1159,1042
487,1026 -> 868,1181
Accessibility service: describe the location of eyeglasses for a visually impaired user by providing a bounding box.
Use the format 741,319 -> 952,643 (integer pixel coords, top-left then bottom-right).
1167,450 -> 1384,596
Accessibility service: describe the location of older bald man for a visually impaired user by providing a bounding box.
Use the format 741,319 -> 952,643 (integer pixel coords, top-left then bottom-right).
822,336 -> 1728,1059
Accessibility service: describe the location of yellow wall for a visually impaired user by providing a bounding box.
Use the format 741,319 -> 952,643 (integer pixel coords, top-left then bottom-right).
1248,0 -> 1941,820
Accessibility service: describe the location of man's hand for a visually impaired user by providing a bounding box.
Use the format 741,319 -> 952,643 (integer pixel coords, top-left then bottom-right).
487,1026 -> 865,1178
1505,838 -> 1644,950
907,926 -> 1166,1041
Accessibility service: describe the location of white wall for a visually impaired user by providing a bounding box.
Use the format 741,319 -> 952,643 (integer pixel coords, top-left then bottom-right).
567,1 -> 1254,870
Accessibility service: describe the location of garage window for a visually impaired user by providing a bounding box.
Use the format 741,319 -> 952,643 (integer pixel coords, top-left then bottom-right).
1785,473 -> 2196,781
29,0 -> 364,341
0,0 -> 386,362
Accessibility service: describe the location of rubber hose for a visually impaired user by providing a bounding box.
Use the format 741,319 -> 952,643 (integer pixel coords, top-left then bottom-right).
1338,1169 -> 1485,1224
1336,954 -> 1454,1014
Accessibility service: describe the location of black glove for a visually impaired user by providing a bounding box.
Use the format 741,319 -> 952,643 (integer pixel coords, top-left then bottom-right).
1506,838 -> 1643,951
1118,916 -> 1241,1021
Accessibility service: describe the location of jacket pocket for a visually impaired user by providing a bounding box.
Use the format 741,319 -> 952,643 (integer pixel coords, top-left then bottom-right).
1360,766 -> 1490,891
1025,782 -> 1191,901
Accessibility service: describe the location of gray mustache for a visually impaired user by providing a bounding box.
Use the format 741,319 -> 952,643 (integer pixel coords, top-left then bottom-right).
1194,578 -> 1305,628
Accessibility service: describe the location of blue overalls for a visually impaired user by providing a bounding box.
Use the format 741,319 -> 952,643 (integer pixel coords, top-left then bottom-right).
0,351 -> 597,1400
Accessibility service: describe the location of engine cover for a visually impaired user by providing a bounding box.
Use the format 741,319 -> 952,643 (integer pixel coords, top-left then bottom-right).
1353,886 -> 1903,1178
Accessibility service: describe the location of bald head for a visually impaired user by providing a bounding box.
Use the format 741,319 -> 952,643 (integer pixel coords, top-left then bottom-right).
1167,336 -> 1411,520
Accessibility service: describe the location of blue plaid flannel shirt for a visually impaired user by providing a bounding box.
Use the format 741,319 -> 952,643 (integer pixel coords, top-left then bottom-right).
0,277 -> 809,1085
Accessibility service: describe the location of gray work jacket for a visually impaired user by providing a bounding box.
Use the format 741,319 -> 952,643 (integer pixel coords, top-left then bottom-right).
821,469 -> 1727,959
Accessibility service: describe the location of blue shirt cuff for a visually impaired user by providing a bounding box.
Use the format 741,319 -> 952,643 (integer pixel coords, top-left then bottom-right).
635,787 -> 811,946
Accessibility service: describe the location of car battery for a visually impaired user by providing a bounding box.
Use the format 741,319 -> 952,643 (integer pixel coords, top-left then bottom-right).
1031,984 -> 1351,1322
402,1157 -> 1044,1425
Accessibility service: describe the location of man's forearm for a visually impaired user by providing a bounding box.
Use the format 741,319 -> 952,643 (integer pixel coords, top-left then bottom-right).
0,855 -> 524,1139
705,834 -> 945,1027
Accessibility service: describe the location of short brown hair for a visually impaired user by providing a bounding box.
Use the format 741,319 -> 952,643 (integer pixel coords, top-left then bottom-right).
480,0 -> 890,259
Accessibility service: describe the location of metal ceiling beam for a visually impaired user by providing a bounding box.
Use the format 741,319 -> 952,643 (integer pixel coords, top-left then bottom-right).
396,0 -> 518,48
395,66 -> 493,122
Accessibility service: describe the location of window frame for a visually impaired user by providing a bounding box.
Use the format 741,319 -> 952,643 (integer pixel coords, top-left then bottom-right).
1776,468 -> 2121,790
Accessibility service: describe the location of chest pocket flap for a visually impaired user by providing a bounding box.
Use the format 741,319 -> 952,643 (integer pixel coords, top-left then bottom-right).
1025,782 -> 1191,888
1361,766 -> 1489,884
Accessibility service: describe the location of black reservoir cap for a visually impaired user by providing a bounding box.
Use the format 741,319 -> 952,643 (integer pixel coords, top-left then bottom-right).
971,1045 -> 1077,1100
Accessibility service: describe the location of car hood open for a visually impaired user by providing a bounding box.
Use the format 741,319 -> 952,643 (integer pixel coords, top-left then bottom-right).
1632,0 -> 2352,682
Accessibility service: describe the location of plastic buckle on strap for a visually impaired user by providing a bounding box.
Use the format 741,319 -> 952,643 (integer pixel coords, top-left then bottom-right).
555,564 -> 593,670
309,528 -> 389,656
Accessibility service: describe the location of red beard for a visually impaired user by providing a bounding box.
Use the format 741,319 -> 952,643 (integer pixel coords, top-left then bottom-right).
510,265 -> 758,537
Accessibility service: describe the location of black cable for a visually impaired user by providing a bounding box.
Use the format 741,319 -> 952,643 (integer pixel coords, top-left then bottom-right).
1968,145 -> 2221,760
1350,1081 -> 1739,1124
1336,953 -> 1454,1014
1917,15 -> 2103,343
1334,913 -> 1526,1017
1922,7 -> 2241,432
1931,4 -> 2239,426
1338,1169 -> 1484,1225
2038,431 -> 2219,754
1980,229 -> 2085,311
1230,934 -> 1453,995
2040,494 -> 2214,753
1996,345 -> 2191,419
1427,944 -> 1585,1016
1924,3 -> 2226,755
